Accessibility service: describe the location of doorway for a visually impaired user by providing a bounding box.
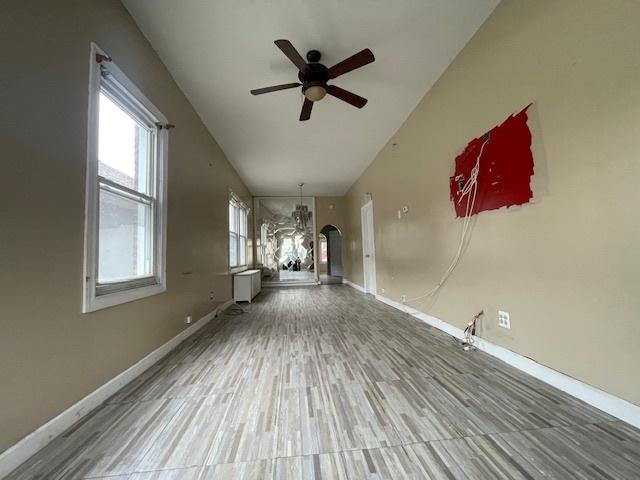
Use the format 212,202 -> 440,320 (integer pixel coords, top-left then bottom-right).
319,225 -> 343,284
361,200 -> 376,294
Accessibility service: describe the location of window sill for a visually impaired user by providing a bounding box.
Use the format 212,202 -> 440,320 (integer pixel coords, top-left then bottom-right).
83,282 -> 166,313
230,266 -> 249,275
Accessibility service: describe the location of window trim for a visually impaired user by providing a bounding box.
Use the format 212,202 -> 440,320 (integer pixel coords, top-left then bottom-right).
229,191 -> 249,272
82,43 -> 169,313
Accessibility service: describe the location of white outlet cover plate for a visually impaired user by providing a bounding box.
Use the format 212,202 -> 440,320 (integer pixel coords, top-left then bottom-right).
498,310 -> 510,328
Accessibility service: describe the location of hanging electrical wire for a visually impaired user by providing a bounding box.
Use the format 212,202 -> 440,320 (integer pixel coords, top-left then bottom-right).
404,136 -> 489,305
460,310 -> 484,351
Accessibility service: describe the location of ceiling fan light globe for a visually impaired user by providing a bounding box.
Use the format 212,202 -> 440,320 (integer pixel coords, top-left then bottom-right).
304,85 -> 327,102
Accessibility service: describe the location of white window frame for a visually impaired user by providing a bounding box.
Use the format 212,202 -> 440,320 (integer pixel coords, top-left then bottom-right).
82,43 -> 168,313
229,191 -> 249,272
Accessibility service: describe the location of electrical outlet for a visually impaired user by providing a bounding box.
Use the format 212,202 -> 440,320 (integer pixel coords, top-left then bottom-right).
401,294 -> 406,302
209,291 -> 215,301
380,288 -> 385,294
184,315 -> 193,325
498,310 -> 510,329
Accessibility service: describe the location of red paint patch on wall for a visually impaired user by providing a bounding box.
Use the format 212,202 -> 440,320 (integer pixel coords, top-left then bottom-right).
450,106 -> 534,217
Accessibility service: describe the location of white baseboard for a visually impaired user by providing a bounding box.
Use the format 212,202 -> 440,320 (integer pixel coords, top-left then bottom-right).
262,281 -> 320,287
376,294 -> 466,341
0,299 -> 234,480
342,278 -> 366,293
347,284 -> 640,429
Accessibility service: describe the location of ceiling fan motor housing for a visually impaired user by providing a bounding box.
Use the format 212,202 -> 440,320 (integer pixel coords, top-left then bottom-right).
299,62 -> 329,101
298,62 -> 328,85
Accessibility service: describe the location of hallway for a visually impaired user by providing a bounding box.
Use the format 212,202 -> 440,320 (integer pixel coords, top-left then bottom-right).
9,286 -> 640,479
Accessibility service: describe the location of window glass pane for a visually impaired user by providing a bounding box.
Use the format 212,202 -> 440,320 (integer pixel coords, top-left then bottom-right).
320,237 -> 328,263
98,91 -> 151,194
98,189 -> 153,282
239,209 -> 247,236
261,224 -> 267,243
239,236 -> 246,265
229,203 -> 237,233
259,224 -> 267,264
282,237 -> 293,259
229,232 -> 238,267
295,234 -> 308,262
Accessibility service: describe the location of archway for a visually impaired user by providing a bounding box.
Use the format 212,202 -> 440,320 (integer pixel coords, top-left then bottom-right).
319,224 -> 343,284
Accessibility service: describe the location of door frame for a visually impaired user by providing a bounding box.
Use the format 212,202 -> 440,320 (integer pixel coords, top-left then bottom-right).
361,200 -> 377,294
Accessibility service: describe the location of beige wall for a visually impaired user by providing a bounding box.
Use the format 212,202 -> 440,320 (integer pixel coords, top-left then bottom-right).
344,0 -> 640,405
0,0 -> 251,452
316,197 -> 346,235
316,197 -> 346,275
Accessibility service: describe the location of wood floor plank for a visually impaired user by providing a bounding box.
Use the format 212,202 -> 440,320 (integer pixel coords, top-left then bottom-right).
6,285 -> 640,479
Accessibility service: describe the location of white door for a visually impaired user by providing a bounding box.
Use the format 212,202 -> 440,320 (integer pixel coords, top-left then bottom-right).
361,201 -> 377,294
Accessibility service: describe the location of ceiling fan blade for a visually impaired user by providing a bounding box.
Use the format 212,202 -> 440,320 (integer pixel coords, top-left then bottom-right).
326,48 -> 375,79
300,98 -> 313,121
250,83 -> 301,95
274,39 -> 310,74
327,85 -> 368,108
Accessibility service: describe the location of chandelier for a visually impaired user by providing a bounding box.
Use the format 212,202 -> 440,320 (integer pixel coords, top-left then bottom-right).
293,182 -> 312,231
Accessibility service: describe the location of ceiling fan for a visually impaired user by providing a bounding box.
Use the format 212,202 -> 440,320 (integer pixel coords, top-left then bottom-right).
250,39 -> 375,121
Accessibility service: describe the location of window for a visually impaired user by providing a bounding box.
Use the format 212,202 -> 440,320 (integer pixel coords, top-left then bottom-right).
259,223 -> 268,265
319,234 -> 328,263
83,44 -> 169,312
229,192 -> 248,269
280,234 -> 308,264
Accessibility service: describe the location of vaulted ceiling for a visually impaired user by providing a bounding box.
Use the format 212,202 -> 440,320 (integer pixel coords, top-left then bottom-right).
123,0 -> 499,195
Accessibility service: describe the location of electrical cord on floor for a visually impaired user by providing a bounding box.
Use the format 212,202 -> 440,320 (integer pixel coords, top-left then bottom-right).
450,310 -> 484,351
224,304 -> 249,316
462,310 -> 483,351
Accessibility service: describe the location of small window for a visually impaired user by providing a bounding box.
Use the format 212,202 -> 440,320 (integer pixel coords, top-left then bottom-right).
83,44 -> 169,312
319,234 -> 328,263
229,192 -> 248,269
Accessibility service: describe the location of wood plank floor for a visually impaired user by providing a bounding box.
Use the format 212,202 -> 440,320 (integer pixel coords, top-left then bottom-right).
7,286 -> 640,479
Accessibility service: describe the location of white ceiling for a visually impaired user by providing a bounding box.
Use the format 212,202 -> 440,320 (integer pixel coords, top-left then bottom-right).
123,0 -> 498,196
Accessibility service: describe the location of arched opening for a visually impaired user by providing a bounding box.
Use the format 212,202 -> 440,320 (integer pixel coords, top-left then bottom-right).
319,224 -> 343,284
